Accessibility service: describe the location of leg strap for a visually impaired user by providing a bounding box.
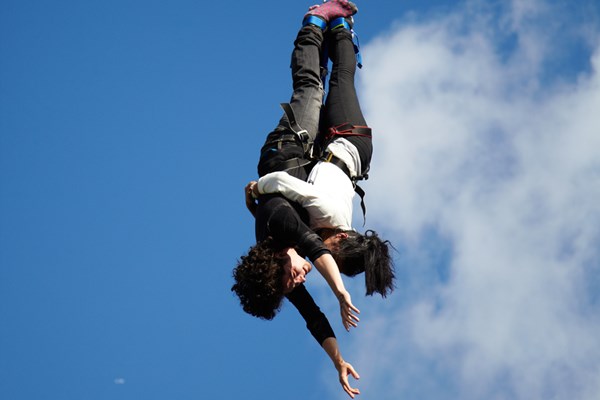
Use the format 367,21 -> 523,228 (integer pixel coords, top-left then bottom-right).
325,123 -> 372,143
303,15 -> 327,31
280,103 -> 313,157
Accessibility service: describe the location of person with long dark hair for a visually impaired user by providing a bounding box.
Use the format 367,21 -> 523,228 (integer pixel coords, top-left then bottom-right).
232,1 -> 362,397
247,15 -> 395,299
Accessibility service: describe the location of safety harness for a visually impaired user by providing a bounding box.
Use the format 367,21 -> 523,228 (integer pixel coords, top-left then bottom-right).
261,103 -> 315,174
320,123 -> 372,224
279,103 -> 313,158
275,99 -> 373,222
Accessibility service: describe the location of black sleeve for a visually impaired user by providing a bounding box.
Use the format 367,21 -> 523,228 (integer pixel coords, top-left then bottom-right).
257,196 -> 330,262
286,284 -> 335,345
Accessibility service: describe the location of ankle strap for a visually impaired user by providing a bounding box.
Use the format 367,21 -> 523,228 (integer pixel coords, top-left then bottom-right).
303,15 -> 327,31
329,17 -> 350,30
328,18 -> 363,69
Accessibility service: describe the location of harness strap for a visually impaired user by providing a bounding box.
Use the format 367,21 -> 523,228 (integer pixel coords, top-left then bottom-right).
279,157 -> 314,173
329,17 -> 363,68
321,151 -> 368,225
353,30 -> 363,69
320,122 -> 372,224
320,36 -> 330,87
322,151 -> 351,177
263,133 -> 300,149
280,103 -> 312,157
354,184 -> 367,225
303,15 -> 328,31
326,123 -> 372,143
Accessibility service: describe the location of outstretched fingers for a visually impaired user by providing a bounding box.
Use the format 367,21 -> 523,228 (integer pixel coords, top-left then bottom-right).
339,363 -> 361,398
342,383 -> 360,399
339,293 -> 361,331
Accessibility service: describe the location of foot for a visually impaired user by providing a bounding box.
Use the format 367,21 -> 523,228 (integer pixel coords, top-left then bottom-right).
305,0 -> 358,24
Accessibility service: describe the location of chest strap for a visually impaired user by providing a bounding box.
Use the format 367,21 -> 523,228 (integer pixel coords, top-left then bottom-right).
321,151 -> 368,225
322,151 -> 350,177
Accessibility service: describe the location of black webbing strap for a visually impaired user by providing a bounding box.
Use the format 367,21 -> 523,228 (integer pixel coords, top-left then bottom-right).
321,151 -> 368,225
279,157 -> 313,173
263,133 -> 300,150
280,103 -> 303,133
354,184 -> 367,226
322,151 -> 351,177
280,103 -> 311,155
320,122 -> 372,225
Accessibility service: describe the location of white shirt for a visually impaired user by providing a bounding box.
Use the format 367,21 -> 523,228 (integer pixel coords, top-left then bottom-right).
257,138 -> 360,231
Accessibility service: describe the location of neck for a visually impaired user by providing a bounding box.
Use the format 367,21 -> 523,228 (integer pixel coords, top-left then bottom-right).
317,228 -> 337,241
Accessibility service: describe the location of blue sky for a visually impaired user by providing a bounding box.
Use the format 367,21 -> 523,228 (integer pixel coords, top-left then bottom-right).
2,1 -> 600,399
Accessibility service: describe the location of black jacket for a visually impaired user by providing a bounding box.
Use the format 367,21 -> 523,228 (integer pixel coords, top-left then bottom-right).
255,194 -> 335,344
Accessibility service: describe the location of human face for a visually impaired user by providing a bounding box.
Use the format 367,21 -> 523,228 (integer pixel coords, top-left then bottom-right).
279,247 -> 312,294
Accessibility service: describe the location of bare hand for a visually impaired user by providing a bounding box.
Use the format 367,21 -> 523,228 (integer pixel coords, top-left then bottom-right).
337,361 -> 360,398
245,181 -> 258,217
338,291 -> 360,331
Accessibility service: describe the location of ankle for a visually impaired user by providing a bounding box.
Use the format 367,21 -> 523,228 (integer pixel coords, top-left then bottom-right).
329,17 -> 351,31
303,15 -> 327,31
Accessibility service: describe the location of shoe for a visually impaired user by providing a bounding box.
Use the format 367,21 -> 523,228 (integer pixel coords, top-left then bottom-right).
304,0 -> 358,24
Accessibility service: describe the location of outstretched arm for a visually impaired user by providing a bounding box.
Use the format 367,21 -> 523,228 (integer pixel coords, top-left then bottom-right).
259,192 -> 360,329
322,337 -> 361,398
313,253 -> 360,331
287,286 -> 359,397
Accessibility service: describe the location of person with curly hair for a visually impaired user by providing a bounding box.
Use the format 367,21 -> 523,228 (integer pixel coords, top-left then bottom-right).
232,238 -> 287,320
232,1 -> 362,398
245,14 -> 395,298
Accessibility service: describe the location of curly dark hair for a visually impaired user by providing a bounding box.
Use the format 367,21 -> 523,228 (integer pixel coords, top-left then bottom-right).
334,230 -> 395,297
231,237 -> 287,320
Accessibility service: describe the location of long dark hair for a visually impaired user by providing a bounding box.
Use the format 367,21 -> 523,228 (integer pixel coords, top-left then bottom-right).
335,230 -> 395,297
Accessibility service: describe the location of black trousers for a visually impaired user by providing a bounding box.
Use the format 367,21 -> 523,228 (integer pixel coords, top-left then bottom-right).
321,28 -> 372,174
257,25 -> 373,180
257,25 -> 324,181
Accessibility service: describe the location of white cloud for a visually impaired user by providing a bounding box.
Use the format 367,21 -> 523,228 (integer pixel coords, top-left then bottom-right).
330,1 -> 600,399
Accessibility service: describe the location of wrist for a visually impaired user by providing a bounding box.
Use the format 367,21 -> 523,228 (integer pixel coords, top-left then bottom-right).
330,280 -> 346,298
337,290 -> 348,301
333,356 -> 345,370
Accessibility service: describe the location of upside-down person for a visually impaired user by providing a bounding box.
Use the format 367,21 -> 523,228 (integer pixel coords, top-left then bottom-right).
232,1 -> 362,398
246,11 -> 395,299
